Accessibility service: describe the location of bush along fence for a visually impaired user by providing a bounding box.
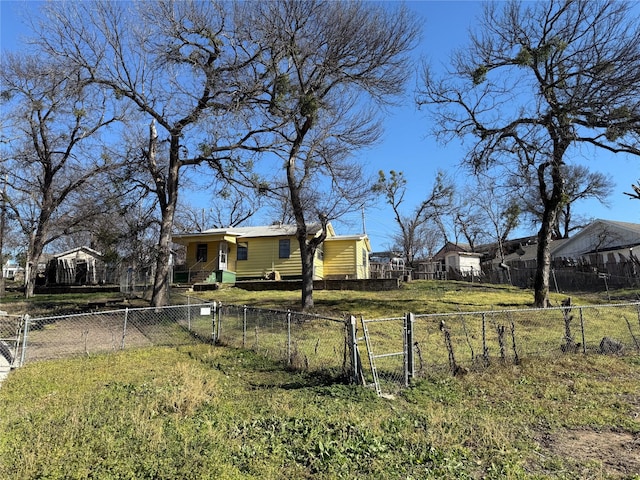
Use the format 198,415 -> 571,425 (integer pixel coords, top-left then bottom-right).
362,300 -> 640,396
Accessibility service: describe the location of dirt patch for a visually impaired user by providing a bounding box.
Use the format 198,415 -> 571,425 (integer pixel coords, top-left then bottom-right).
541,429 -> 640,477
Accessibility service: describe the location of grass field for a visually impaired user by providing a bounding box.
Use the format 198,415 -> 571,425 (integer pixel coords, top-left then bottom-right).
1,281 -> 639,479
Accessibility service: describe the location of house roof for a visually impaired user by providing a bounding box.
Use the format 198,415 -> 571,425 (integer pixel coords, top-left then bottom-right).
173,223 -> 334,241
433,242 -> 476,260
552,219 -> 640,258
499,238 -> 570,264
53,246 -> 103,259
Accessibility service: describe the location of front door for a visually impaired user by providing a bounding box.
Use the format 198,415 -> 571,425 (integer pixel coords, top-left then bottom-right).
218,241 -> 228,271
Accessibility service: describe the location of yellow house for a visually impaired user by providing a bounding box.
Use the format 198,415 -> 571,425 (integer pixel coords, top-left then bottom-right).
172,223 -> 371,284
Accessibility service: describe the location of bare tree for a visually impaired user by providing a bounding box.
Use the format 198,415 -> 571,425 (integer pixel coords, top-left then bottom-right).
242,0 -> 420,310
0,174 -> 9,296
374,170 -> 454,267
514,164 -> 613,239
451,195 -> 488,252
624,181 -> 640,201
37,0 -> 266,306
175,187 -> 258,233
419,0 -> 640,306
1,53 -> 122,297
475,178 -> 521,266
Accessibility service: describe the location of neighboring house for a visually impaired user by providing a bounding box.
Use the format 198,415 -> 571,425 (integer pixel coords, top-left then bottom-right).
479,220 -> 640,290
498,220 -> 640,269
433,242 -> 482,276
551,219 -> 640,267
172,223 -> 371,284
497,238 -> 570,269
2,260 -> 23,280
46,246 -> 105,285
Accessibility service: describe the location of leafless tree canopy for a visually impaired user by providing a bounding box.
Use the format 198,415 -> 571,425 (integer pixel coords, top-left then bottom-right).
35,0 -> 268,306
238,0 -> 420,309
418,0 -> 640,306
514,164 -> 614,239
1,52 -> 123,297
374,170 -> 454,267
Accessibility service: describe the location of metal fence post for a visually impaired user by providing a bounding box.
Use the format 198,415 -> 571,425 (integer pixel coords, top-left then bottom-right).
121,308 -> 128,350
212,301 -> 219,343
187,295 -> 191,332
287,310 -> 292,365
404,312 -> 415,386
19,314 -> 30,367
348,315 -> 360,384
242,306 -> 247,348
579,307 -> 586,354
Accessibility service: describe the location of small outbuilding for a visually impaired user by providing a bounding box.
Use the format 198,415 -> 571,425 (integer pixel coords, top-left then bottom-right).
46,246 -> 105,285
433,242 -> 483,277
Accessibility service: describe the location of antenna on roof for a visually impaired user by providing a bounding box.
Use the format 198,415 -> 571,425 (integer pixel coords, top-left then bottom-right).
361,206 -> 366,235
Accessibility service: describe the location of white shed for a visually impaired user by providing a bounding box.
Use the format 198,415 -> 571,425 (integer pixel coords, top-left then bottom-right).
434,242 -> 482,276
48,246 -> 105,285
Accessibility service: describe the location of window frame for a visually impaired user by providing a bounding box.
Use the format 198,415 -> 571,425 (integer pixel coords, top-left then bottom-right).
237,242 -> 248,261
278,239 -> 291,259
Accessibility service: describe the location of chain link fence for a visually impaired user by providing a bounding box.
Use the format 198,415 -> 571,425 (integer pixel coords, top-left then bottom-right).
9,297 -> 640,398
17,303 -> 215,364
1,312 -> 24,374
362,302 -> 640,396
8,299 -> 358,384
215,304 -> 355,379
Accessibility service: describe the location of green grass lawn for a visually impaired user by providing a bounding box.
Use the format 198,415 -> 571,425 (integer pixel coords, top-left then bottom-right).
190,280 -> 613,318
1,281 -> 639,479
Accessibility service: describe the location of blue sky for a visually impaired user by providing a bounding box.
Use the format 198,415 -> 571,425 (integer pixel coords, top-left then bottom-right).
2,1 -> 639,253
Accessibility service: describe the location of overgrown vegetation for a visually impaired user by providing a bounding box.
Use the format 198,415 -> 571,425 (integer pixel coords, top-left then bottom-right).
1,282 -> 639,478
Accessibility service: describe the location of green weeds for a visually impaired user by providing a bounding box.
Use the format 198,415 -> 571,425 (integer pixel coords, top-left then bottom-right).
1,282 -> 639,478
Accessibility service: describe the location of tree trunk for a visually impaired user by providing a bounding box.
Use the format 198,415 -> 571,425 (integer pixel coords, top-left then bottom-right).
533,158 -> 565,307
0,178 -> 6,297
151,215 -> 174,307
533,209 -> 555,307
150,124 -> 180,308
298,238 -> 316,311
24,231 -> 43,299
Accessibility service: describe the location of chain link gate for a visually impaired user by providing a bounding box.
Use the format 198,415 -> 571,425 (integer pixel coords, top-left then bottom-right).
360,314 -> 415,396
0,313 -> 26,380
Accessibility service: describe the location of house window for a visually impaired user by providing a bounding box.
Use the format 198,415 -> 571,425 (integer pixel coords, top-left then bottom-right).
237,242 -> 248,261
279,239 -> 290,259
196,244 -> 207,263
316,244 -> 324,260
